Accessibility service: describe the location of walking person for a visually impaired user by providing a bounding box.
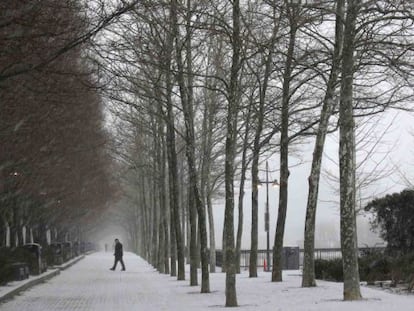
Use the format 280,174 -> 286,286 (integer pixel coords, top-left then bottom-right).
110,238 -> 125,271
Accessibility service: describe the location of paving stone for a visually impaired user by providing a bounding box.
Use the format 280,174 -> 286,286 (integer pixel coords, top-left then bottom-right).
0,252 -> 211,311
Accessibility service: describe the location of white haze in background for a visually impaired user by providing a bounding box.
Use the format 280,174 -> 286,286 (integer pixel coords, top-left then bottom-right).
212,110 -> 413,249
101,111 -> 413,251
96,1 -> 414,251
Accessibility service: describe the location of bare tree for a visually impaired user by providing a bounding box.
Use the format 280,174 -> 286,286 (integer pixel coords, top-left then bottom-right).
170,0 -> 210,292
272,1 -> 299,282
223,0 -> 241,306
302,0 -> 345,288
338,0 -> 362,300
246,1 -> 282,277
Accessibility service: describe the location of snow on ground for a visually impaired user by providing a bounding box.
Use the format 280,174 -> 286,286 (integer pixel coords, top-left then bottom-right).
0,252 -> 413,310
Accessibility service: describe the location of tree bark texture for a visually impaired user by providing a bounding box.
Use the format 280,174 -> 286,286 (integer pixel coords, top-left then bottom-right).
249,154 -> 259,278
206,186 -> 216,273
151,164 -> 159,267
157,119 -> 168,273
302,0 -> 345,288
339,0 -> 362,301
200,72 -> 217,273
272,7 -> 297,282
189,188 -> 198,286
170,0 -> 209,293
236,107 -> 251,274
249,7 -> 280,277
224,0 -> 241,306
141,175 -> 150,261
164,29 -> 184,278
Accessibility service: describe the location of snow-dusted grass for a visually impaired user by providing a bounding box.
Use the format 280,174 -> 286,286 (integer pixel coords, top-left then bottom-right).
0,252 -> 413,310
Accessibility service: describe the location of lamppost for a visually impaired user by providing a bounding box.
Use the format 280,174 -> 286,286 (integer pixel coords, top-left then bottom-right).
258,161 -> 278,271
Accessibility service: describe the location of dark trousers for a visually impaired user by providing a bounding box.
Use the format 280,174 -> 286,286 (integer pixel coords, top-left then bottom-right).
112,256 -> 125,270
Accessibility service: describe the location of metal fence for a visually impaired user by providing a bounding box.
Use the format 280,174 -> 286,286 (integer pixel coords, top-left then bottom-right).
301,246 -> 386,263
217,247 -> 300,270
217,247 -> 386,270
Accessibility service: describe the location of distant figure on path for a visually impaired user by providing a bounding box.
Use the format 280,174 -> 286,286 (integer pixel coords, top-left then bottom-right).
110,238 -> 125,271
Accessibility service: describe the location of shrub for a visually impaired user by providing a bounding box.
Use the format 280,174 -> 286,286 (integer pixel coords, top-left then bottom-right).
314,251 -> 414,286
314,258 -> 343,282
358,249 -> 391,284
389,252 -> 414,289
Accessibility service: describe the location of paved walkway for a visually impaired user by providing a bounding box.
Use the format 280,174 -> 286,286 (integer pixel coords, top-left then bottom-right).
2,252 -> 414,311
0,252 -> 217,311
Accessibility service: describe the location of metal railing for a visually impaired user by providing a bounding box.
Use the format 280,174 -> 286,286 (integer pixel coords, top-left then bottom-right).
217,247 -> 299,270
216,247 -> 386,269
303,246 -> 386,263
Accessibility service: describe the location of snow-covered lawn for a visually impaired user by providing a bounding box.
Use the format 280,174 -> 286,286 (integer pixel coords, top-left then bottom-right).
0,252 -> 413,310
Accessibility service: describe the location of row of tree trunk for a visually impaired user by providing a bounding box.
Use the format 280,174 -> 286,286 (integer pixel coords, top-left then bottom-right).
95,0 -> 414,307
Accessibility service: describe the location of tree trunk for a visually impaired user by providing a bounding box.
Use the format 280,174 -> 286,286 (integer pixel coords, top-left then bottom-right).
157,218 -> 165,273
339,0 -> 362,301
236,107 -> 251,274
157,119 -> 167,273
141,175 -> 150,261
272,6 -> 297,282
206,186 -> 216,272
165,74 -> 179,278
302,0 -> 345,288
249,5 -> 279,277
164,214 -> 170,275
0,221 -> 6,247
222,220 -> 227,273
165,1 -> 185,280
224,0 -> 241,306
200,49 -> 218,274
161,116 -> 170,274
170,206 -> 177,277
166,121 -> 184,279
151,173 -> 159,267
250,153 -> 259,277
189,186 -> 198,286
170,0 -> 209,292
204,24 -> 225,275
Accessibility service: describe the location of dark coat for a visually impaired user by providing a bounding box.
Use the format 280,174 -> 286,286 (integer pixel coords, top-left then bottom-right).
114,242 -> 123,258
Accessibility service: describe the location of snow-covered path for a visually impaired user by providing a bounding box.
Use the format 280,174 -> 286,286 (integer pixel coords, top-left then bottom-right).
0,252 -> 215,310
1,251 -> 413,310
